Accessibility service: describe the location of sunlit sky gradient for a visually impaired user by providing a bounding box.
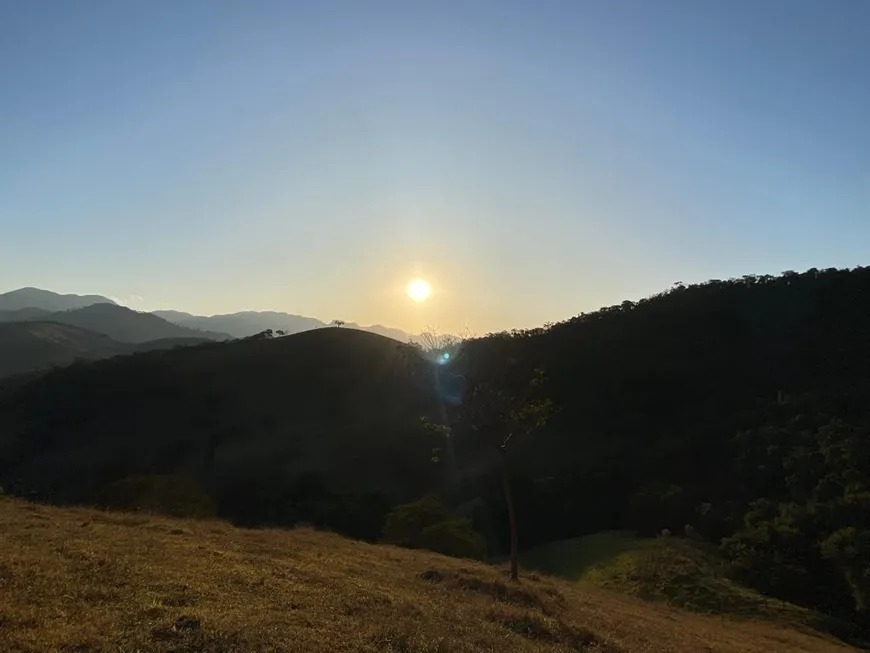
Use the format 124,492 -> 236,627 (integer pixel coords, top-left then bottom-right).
2,1 -> 868,334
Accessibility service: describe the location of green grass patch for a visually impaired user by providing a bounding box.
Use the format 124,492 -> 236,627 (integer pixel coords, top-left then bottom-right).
523,533 -> 844,635
581,537 -> 774,615
521,531 -> 641,581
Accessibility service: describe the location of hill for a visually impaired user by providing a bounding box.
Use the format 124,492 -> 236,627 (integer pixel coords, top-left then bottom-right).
0,328 -> 444,537
0,322 -> 217,379
0,307 -> 52,322
28,304 -> 230,343
2,267 -> 869,633
0,322 -> 127,378
153,308 -> 411,341
440,268 -> 870,604
1,287 -> 415,341
0,287 -> 114,312
0,499 -> 857,653
153,309 -> 327,338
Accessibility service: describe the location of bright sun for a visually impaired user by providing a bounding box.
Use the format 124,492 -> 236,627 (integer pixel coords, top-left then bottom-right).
406,278 -> 431,303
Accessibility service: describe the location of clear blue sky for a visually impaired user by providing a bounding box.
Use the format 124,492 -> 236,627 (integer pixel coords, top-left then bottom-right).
2,0 -> 868,333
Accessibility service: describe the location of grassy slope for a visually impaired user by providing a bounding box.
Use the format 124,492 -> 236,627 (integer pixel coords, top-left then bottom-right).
521,533 -> 857,641
0,500 -> 857,653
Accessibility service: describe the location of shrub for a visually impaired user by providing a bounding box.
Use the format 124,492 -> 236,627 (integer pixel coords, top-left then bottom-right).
100,474 -> 217,518
419,519 -> 487,560
382,494 -> 487,560
382,494 -> 453,546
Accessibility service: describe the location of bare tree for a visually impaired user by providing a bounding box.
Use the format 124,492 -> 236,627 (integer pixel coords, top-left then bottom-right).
415,325 -> 459,352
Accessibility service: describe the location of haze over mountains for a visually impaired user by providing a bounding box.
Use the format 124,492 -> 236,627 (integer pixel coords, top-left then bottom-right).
0,322 -> 214,380
0,287 -> 415,340
0,303 -> 230,343
0,287 -> 419,378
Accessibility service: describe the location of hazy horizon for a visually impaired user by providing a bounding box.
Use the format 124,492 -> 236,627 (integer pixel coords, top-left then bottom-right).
3,1 -> 869,334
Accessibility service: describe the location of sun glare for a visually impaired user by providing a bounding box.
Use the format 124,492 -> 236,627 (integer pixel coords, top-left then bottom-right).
406,278 -> 431,303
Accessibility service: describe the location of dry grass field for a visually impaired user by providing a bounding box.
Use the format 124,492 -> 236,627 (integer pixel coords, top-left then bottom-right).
0,498 -> 859,653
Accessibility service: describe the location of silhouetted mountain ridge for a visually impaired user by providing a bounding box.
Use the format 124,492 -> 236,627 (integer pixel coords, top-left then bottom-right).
0,302 -> 229,343
47,304 -> 230,343
152,309 -> 413,341
0,287 -> 115,312
0,321 -> 214,379
1,287 -> 417,341
0,297 -> 229,377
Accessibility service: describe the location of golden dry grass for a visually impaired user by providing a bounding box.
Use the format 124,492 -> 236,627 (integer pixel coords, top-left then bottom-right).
0,499 -> 859,653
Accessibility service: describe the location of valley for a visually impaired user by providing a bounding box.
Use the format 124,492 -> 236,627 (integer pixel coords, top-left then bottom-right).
0,267 -> 868,650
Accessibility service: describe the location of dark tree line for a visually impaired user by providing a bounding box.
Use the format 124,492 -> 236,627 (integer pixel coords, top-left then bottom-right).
437,266 -> 870,630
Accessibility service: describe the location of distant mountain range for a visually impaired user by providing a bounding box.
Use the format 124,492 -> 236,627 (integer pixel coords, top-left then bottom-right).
0,286 -> 420,378
0,287 -> 116,312
0,288 -> 227,378
0,302 -> 229,343
0,321 -> 213,380
0,287 -> 415,341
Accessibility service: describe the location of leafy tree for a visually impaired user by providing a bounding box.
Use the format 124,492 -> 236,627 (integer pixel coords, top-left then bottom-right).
439,366 -> 552,580
822,527 -> 870,613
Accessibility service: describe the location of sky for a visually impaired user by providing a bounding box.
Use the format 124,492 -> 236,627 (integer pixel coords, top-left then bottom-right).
1,0 -> 868,334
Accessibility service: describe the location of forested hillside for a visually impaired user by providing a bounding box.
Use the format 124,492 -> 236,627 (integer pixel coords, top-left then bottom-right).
445,266 -> 870,632
0,322 -> 127,378
0,266 -> 868,634
0,328 -> 444,539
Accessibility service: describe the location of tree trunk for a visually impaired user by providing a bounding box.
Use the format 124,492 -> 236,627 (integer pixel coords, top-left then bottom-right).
500,451 -> 519,581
